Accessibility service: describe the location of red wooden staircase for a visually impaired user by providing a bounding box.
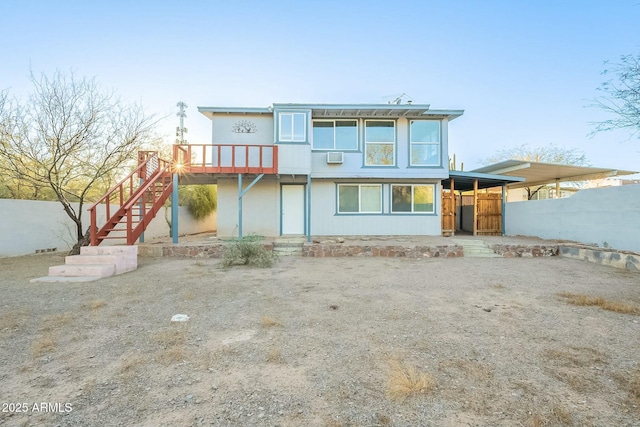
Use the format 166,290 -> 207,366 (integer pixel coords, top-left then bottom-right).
88,151 -> 174,246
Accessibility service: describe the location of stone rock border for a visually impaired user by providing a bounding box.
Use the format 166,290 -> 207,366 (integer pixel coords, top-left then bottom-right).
491,244 -> 559,258
302,243 -> 463,258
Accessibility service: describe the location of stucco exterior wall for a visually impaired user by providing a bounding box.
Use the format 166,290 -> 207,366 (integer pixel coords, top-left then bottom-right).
310,180 -> 442,236
504,184 -> 640,252
0,199 -> 216,257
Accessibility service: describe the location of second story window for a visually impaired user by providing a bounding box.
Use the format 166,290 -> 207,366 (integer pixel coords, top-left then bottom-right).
279,112 -> 306,142
410,120 -> 441,166
364,120 -> 395,166
312,120 -> 358,150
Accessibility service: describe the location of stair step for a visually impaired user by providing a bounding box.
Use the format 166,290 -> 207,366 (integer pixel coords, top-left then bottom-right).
30,275 -> 103,283
49,263 -> 116,277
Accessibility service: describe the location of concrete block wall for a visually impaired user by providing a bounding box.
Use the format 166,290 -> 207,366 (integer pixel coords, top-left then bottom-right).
0,199 -> 216,257
505,184 -> 640,253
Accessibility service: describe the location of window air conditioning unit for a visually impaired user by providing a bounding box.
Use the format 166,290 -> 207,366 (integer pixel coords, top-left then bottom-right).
326,152 -> 344,164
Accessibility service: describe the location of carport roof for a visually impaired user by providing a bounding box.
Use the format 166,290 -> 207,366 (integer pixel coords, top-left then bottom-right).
442,171 -> 525,192
471,160 -> 638,189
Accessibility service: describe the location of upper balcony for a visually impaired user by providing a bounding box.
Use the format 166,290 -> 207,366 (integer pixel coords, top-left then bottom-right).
172,144 -> 278,175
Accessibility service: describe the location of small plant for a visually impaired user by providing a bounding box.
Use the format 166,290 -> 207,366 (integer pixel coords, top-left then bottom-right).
386,359 -> 436,402
222,236 -> 277,268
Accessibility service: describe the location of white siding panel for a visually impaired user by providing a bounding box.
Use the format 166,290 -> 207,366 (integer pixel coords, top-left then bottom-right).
216,178 -> 280,237
278,144 -> 311,175
211,115 -> 273,145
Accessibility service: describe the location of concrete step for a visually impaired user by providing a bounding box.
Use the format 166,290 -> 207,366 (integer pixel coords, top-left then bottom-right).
453,239 -> 502,258
273,247 -> 303,256
49,263 -> 116,277
30,275 -> 103,283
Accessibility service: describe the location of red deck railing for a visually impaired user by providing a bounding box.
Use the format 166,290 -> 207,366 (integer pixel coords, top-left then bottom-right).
173,144 -> 278,174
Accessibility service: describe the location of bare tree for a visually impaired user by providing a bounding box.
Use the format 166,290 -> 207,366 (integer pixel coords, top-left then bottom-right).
593,53 -> 640,138
0,71 -> 158,254
483,143 -> 589,199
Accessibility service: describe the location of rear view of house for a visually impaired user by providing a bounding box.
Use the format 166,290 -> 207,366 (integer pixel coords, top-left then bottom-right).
193,103 -> 464,238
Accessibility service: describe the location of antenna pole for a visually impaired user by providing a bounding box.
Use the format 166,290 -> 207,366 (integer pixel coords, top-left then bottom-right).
176,101 -> 188,144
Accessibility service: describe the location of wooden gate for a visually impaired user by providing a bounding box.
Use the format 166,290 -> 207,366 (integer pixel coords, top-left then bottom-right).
441,189 -> 455,236
476,193 -> 502,236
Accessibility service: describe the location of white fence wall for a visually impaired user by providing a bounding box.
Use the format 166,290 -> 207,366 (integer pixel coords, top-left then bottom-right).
0,199 -> 216,257
505,184 -> 640,253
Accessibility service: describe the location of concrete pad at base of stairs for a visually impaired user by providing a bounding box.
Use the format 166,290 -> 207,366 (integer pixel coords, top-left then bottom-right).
30,276 -> 103,283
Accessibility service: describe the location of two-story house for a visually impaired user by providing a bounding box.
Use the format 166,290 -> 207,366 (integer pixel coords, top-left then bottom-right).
191,103 -> 462,238
87,102 -> 526,247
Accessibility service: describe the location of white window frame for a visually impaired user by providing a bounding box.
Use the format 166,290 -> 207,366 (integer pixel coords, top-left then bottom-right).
409,120 -> 441,166
312,119 -> 359,150
390,184 -> 436,214
279,112 -> 306,142
337,184 -> 382,214
364,120 -> 395,166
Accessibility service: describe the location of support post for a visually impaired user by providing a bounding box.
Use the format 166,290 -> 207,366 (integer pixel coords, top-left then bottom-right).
555,179 -> 560,199
501,184 -> 506,236
238,174 -> 243,239
473,179 -> 478,236
171,173 -> 179,244
307,174 -> 311,242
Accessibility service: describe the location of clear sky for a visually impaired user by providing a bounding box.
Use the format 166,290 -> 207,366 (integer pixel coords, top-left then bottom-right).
1,0 -> 639,172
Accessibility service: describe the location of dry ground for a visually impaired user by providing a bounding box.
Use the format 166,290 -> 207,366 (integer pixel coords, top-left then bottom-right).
1,252 -> 639,427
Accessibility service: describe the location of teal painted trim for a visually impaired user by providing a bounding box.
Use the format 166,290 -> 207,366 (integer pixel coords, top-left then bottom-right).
279,183 -> 307,236
311,149 -> 361,153
307,175 -> 311,242
332,212 -> 438,217
407,119 -> 443,168
171,174 -> 179,244
275,110 -> 310,144
388,183 -> 438,215
198,106 -> 272,114
362,119 -> 398,168
238,174 -> 243,239
240,174 -> 264,197
501,184 -> 506,236
360,165 -> 400,169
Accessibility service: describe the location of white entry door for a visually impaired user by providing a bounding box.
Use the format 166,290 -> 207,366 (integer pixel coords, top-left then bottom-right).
281,185 -> 305,235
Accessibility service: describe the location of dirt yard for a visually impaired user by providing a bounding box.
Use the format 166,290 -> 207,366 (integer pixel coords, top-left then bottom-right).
1,252 -> 639,427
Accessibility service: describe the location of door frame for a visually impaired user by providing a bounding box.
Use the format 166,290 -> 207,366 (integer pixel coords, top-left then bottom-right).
280,184 -> 306,235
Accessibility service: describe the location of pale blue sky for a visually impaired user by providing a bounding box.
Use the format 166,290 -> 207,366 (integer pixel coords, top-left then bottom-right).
1,0 -> 639,171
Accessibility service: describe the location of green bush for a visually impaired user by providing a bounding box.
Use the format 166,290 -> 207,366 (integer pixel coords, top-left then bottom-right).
184,185 -> 217,220
222,236 -> 277,268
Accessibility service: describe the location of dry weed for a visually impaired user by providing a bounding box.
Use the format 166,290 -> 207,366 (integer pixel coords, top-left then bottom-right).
120,354 -> 146,377
266,347 -> 283,363
386,359 -> 436,402
630,369 -> 640,399
261,316 -> 282,328
153,327 -> 187,348
85,299 -> 106,310
158,347 -> 186,364
32,333 -> 56,357
558,292 -> 640,315
0,309 -> 28,334
40,312 -> 74,332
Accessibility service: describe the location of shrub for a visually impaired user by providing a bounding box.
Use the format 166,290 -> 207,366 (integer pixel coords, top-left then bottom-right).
222,236 -> 277,268
183,185 -> 217,220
